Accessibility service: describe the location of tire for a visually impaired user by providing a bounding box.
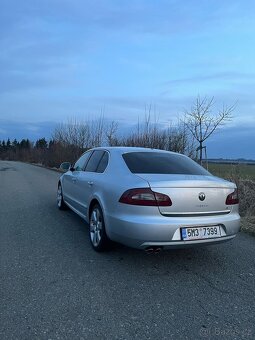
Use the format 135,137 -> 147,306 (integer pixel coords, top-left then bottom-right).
57,183 -> 68,210
89,204 -> 111,252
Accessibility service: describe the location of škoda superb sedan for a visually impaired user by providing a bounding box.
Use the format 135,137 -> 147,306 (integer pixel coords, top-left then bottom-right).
57,147 -> 240,252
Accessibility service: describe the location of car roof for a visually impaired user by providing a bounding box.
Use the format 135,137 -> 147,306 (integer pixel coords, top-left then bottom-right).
92,146 -> 180,155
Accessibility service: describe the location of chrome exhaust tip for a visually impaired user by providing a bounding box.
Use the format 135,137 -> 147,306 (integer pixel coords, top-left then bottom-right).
145,247 -> 155,254
145,247 -> 162,254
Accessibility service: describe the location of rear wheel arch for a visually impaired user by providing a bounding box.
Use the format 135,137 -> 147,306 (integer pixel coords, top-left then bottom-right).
89,199 -> 100,218
89,198 -> 111,236
88,201 -> 112,251
89,198 -> 107,219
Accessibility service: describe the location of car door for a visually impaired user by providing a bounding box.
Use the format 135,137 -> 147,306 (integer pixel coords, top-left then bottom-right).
74,150 -> 108,218
62,151 -> 92,210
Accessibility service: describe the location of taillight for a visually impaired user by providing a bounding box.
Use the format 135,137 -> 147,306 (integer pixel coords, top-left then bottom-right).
226,189 -> 239,205
119,188 -> 172,206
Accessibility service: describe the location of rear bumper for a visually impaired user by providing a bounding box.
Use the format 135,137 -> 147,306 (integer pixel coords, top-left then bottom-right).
140,234 -> 236,249
105,212 -> 240,249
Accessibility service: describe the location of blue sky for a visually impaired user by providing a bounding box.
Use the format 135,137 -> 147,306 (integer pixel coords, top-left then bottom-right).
0,0 -> 255,159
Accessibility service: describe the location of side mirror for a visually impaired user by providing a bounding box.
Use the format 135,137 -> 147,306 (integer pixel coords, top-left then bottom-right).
60,162 -> 71,172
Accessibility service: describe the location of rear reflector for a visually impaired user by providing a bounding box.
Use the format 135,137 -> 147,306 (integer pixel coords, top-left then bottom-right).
119,188 -> 172,206
226,189 -> 239,205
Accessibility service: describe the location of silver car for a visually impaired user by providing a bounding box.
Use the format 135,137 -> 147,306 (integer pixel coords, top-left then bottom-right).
57,147 -> 240,252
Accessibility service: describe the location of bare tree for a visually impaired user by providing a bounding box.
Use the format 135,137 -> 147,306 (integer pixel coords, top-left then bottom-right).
184,96 -> 235,164
90,115 -> 105,147
110,113 -> 193,154
105,121 -> 119,146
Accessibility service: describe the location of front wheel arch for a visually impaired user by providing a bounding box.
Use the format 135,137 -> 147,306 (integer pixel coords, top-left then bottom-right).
57,181 -> 68,210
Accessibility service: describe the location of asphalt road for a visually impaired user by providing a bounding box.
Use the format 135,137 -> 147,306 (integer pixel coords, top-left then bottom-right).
0,161 -> 254,340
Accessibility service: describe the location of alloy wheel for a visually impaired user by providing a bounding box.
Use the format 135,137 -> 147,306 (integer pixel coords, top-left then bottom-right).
90,207 -> 103,247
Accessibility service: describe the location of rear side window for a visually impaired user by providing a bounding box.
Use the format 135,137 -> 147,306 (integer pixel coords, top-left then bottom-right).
85,150 -> 105,172
96,152 -> 109,173
122,152 -> 210,175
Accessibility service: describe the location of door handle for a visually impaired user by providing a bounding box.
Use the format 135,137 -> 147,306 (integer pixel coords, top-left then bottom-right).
88,181 -> 94,186
72,178 -> 77,183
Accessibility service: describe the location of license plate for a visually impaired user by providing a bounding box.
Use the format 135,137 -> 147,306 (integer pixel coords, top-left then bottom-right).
181,226 -> 221,241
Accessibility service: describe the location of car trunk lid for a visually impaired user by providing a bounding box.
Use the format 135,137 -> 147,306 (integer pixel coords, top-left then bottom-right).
136,174 -> 235,216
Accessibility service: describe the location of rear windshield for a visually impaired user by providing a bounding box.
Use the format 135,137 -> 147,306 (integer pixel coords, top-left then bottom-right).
122,152 -> 211,175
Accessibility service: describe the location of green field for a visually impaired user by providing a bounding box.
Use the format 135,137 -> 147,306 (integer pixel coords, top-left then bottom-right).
206,162 -> 255,235
207,163 -> 255,181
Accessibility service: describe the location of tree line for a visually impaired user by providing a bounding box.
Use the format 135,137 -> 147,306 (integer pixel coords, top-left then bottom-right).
0,137 -> 58,167
0,117 -> 191,167
0,97 -> 234,167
